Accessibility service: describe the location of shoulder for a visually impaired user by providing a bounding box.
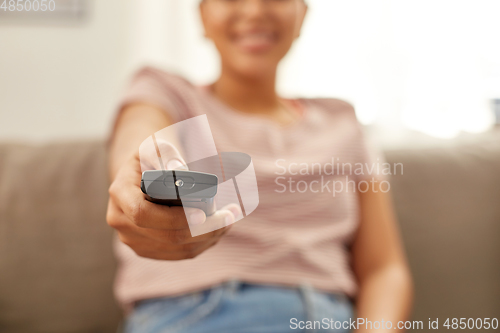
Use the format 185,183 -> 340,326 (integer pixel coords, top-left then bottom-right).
302,97 -> 359,123
120,66 -> 201,121
305,97 -> 356,114
128,66 -> 194,91
303,98 -> 383,173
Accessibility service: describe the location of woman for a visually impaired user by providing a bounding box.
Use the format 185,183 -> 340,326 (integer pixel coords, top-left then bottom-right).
107,0 -> 413,332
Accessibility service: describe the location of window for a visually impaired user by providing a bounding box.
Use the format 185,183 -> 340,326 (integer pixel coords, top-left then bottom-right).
128,0 -> 500,138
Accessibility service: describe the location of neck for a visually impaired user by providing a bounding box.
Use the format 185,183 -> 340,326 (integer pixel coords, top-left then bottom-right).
211,64 -> 281,115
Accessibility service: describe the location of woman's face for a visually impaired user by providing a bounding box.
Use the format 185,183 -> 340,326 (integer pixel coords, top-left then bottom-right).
200,0 -> 307,79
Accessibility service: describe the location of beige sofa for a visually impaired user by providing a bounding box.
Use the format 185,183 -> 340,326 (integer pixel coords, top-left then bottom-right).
1,134 -> 499,333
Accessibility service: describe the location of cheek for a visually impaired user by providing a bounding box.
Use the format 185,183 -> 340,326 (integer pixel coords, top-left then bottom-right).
204,6 -> 232,40
277,10 -> 301,44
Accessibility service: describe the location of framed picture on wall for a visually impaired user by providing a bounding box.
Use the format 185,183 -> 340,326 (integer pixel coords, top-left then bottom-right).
0,0 -> 89,24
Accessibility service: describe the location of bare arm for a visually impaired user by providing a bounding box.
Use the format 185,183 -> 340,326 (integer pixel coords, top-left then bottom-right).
352,181 -> 414,332
108,103 -> 178,180
106,103 -> 240,260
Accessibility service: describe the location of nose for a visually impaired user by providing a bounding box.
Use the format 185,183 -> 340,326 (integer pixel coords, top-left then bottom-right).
242,0 -> 267,17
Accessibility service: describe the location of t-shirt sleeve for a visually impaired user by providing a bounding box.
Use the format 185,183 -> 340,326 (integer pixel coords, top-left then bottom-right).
335,99 -> 388,182
107,67 -> 192,146
117,66 -> 187,122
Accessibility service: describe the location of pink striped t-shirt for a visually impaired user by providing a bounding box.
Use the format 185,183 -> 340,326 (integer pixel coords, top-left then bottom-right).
112,66 -> 380,314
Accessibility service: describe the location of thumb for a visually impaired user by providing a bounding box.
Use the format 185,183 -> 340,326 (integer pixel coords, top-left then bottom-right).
166,158 -> 188,171
139,136 -> 188,172
155,138 -> 188,171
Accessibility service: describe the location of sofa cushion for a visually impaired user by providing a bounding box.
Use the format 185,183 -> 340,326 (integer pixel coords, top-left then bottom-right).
0,134 -> 499,333
0,141 -> 122,333
385,137 -> 500,325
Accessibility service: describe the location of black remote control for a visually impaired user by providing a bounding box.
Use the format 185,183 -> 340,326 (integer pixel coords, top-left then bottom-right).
141,170 -> 218,216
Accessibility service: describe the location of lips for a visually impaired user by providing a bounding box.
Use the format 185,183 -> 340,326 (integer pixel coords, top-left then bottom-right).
232,31 -> 278,53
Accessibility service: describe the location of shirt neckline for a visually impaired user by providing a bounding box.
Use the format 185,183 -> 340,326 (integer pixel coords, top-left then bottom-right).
196,84 -> 309,132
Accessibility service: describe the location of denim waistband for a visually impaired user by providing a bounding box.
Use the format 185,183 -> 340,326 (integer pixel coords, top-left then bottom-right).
220,278 -> 349,332
127,279 -> 353,333
223,280 -> 315,321
222,278 -> 347,299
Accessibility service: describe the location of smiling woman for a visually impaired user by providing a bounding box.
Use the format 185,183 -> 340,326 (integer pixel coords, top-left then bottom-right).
200,0 -> 307,84
107,1 -> 414,332
127,0 -> 500,140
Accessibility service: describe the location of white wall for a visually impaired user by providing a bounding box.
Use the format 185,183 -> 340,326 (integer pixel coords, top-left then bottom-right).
125,0 -> 220,85
127,0 -> 500,140
1,0 -> 499,142
0,0 -> 129,142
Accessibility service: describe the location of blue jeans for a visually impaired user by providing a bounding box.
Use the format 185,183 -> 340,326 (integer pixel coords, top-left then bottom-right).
123,280 -> 354,333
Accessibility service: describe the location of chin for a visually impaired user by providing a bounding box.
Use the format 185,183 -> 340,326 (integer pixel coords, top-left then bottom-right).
230,58 -> 278,80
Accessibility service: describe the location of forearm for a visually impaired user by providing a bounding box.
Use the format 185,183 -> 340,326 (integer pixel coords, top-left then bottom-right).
355,263 -> 413,333
108,103 -> 173,180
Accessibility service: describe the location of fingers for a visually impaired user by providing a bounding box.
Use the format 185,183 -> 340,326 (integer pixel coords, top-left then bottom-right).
108,141 -> 244,260
189,206 -> 237,237
112,153 -> 244,233
117,225 -> 221,259
107,198 -> 232,260
109,164 -> 193,230
110,155 -> 244,232
220,203 -> 243,220
108,191 -> 232,244
116,222 -> 223,260
137,214 -> 233,244
131,237 -> 222,260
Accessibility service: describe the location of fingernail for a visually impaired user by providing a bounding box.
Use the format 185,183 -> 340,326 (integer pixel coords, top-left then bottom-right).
228,206 -> 242,219
188,210 -> 206,225
167,159 -> 186,170
225,214 -> 234,226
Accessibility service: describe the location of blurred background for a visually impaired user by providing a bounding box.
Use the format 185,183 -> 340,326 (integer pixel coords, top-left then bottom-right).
1,0 -> 500,144
1,1 -> 500,332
